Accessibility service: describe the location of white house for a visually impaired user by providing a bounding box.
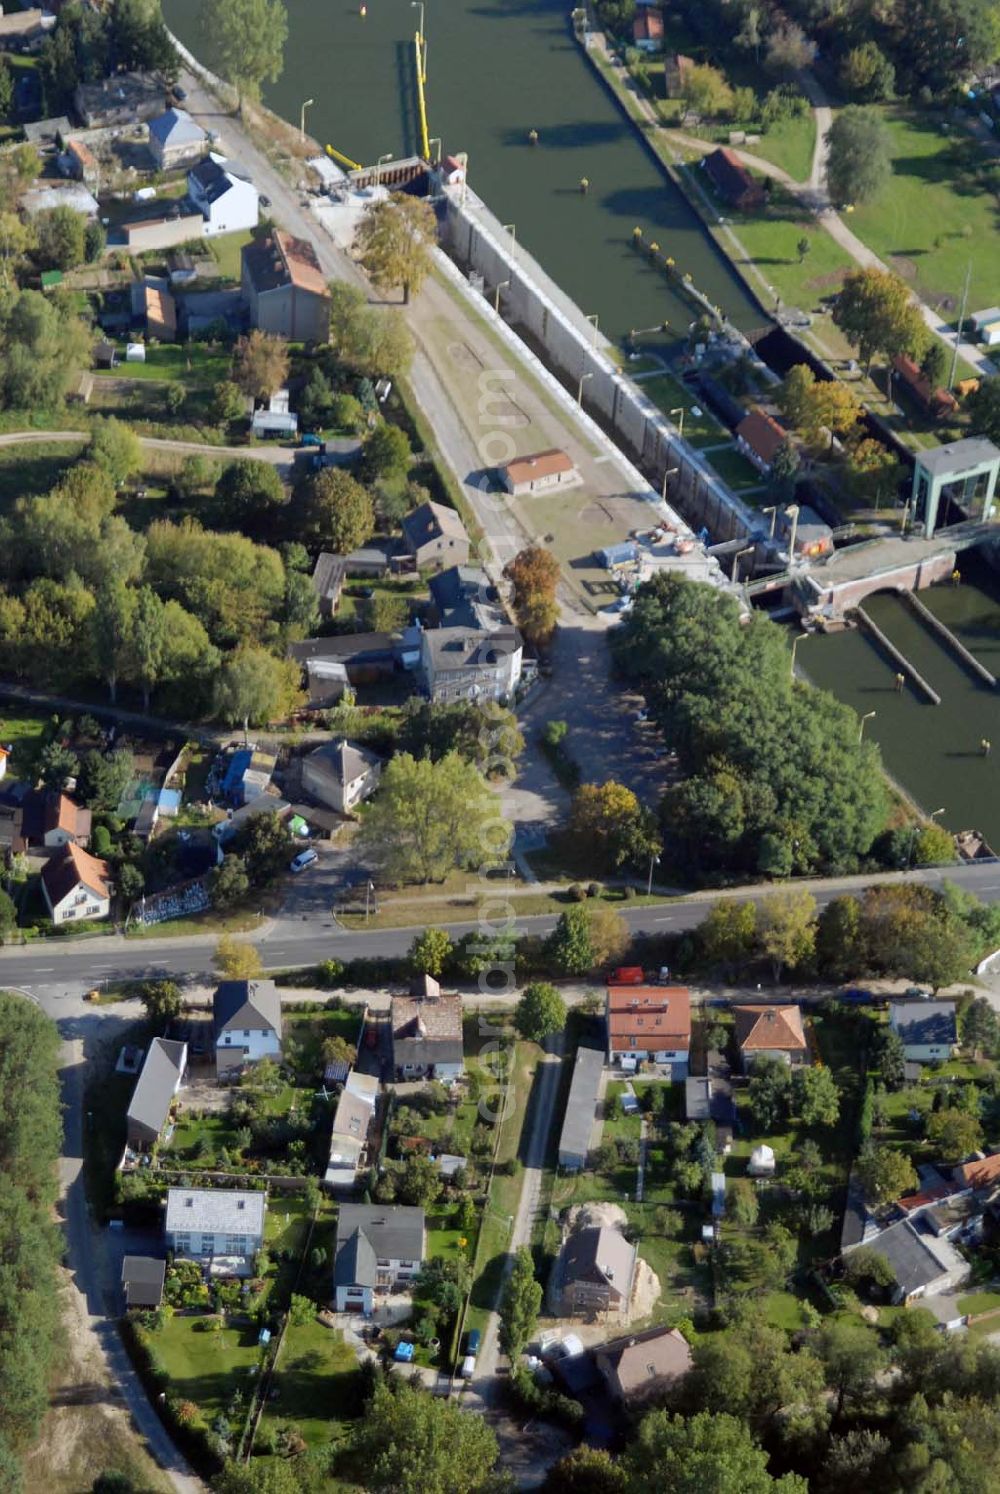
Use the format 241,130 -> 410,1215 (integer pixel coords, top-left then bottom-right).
40,842 -> 111,926
325,1070 -> 379,1191
302,739 -> 382,815
420,624 -> 522,704
187,154 -> 258,236
889,1001 -> 958,1064
147,108 -> 207,170
605,984 -> 691,1076
165,1187 -> 266,1261
213,979 -> 282,1078
333,1203 -> 425,1314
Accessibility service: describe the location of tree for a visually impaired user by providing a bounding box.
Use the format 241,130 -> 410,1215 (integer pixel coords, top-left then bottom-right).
542,1446 -> 625,1494
793,1065 -> 840,1128
90,417 -> 142,485
504,545 -> 560,648
699,900 -> 757,976
748,1057 -> 792,1132
0,56 -> 12,120
587,903 -> 629,967
201,0 -> 287,110
546,904 -> 594,976
818,1319 -> 887,1417
796,236 -> 810,264
682,63 -> 734,118
356,192 -> 438,303
355,1378 -> 498,1494
409,927 -> 453,978
127,586 -> 168,711
833,268 -> 927,373
396,1153 -> 442,1209
765,23 -> 816,72
234,330 -> 289,403
233,809 -> 294,886
0,288 -> 90,410
857,1144 -> 917,1205
963,996 -> 999,1058
357,751 -> 505,885
34,204 -> 86,271
500,1245 -> 542,1359
514,982 -> 567,1043
926,1106 -> 982,1162
825,107 -> 891,207
757,889 -> 816,980
0,887 -> 16,944
215,646 -> 303,743
89,578 -> 138,705
568,780 -> 659,872
815,896 -> 864,980
327,280 -> 415,375
77,747 -> 134,811
214,935 -> 263,980
872,1025 -> 906,1090
920,340 -> 948,391
914,821 -> 955,866
839,41 -> 895,101
361,422 -> 412,484
212,459 -> 288,537
968,378 -> 1000,445
623,1410 -> 806,1494
141,979 -> 182,1025
212,379 -> 246,427
291,466 -> 375,554
210,854 -> 250,910
37,740 -> 79,790
768,439 -> 800,500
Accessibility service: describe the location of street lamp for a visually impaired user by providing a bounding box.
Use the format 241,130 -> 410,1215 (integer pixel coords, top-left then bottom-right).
428,136 -> 442,165
732,545 -> 754,584
647,852 -> 661,896
299,97 -> 314,143
761,504 -> 778,540
785,503 -> 800,560
502,222 -> 516,253
661,465 -> 679,503
859,710 -> 876,743
669,406 -> 685,441
585,312 -> 599,348
374,151 -> 392,187
577,369 -> 593,406
493,278 -> 509,314
790,631 -> 809,678
411,0 -> 424,39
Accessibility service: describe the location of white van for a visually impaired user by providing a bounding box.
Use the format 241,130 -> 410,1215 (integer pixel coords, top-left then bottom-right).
461,1355 -> 476,1379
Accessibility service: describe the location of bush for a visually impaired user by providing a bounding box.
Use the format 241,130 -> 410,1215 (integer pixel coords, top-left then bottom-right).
569,883 -> 587,902
587,882 -> 602,898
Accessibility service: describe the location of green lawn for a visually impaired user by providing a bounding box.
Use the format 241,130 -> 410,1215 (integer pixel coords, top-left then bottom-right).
704,444 -> 765,492
209,229 -> 257,282
257,1317 -> 359,1450
957,1288 -> 1000,1317
626,1203 -> 711,1324
152,1314 -> 263,1421
849,107 -> 1000,318
639,374 -> 729,447
721,184 -> 855,317
0,439 -> 84,510
93,343 -> 232,388
0,708 -> 51,780
745,114 -> 816,184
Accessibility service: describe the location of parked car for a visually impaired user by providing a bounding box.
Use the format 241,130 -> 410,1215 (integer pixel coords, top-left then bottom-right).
260,195 -> 271,208
465,1328 -> 481,1356
461,1355 -> 476,1378
289,848 -> 318,873
300,433 -> 324,448
840,987 -> 874,1005
172,85 -> 187,102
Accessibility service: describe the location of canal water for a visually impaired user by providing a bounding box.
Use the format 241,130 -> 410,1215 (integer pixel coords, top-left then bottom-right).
163,0 -> 764,341
801,559 -> 1000,847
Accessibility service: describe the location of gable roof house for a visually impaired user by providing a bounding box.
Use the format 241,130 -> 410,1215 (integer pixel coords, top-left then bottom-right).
74,72 -> 166,129
24,790 -> 92,849
596,1325 -> 693,1404
558,1045 -> 605,1172
420,623 -> 523,705
559,1225 -> 638,1319
735,407 -> 789,473
165,1187 -> 266,1261
325,1071 -> 380,1191
500,448 -> 578,496
311,552 -> 347,617
41,842 -> 112,925
733,1004 -> 808,1071
188,154 -> 259,236
633,7 -> 664,50
428,565 -> 495,624
390,981 -> 464,1082
242,228 -> 331,343
60,136 -> 99,187
702,147 -> 765,211
842,1216 -> 969,1304
147,107 -> 207,170
401,500 -> 470,570
126,1037 -> 188,1151
121,1256 -> 166,1310
301,739 -> 382,816
213,979 -> 282,1078
606,985 -> 691,1076
889,1001 -> 958,1064
333,1203 -> 426,1313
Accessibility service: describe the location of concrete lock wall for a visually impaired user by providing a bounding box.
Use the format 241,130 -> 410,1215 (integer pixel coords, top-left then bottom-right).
812,550 -> 957,619
441,189 -> 756,545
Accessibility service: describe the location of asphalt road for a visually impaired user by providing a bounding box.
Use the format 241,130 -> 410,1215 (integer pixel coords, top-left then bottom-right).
5,859 -> 1000,993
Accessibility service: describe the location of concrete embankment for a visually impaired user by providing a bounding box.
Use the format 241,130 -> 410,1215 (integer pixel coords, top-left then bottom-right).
853,605 -> 941,704
902,590 -> 997,688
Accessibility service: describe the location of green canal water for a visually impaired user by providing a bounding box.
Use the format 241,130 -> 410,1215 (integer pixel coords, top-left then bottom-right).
164,0 -> 764,341
802,564 -> 1000,847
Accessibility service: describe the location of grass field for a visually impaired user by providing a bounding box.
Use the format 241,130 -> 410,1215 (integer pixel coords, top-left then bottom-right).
154,1314 -> 262,1420
639,374 -> 729,447
849,108 -> 1000,317
704,444 -> 765,492
721,184 -> 856,319
0,707 -> 51,779
93,343 -> 232,388
257,1317 -> 359,1450
208,229 -> 256,282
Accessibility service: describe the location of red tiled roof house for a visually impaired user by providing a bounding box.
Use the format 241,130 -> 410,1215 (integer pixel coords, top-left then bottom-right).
606,984 -> 691,1076
733,1004 -> 808,1072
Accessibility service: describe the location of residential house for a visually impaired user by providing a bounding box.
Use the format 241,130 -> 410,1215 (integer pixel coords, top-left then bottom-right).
953,1153 -> 1000,1193
420,624 -> 523,704
188,154 -> 259,236
213,979 -> 283,1078
842,1217 -> 969,1303
333,1203 -> 425,1313
302,740 -> 382,815
558,1225 -> 637,1318
28,790 -> 92,848
242,228 -> 331,343
892,354 -> 959,421
311,552 -> 346,617
288,633 -> 401,708
24,117 -> 72,156
733,1004 -> 808,1071
147,108 -> 207,170
499,448 -> 578,496
40,843 -> 112,925
126,1037 -> 188,1151
143,281 -> 177,342
596,1325 -> 692,1404
702,147 -> 765,211
735,407 -> 788,473
212,793 -> 291,846
0,801 -> 25,860
74,72 -> 166,129
250,388 -> 298,438
401,500 -> 470,570
605,985 -> 691,1075
558,1045 -> 605,1172
0,8 -> 51,45
971,308 -> 1000,347
325,1070 -> 379,1191
390,980 -> 464,1082
21,183 -> 99,219
889,1001 -> 958,1064
165,1187 -> 266,1261
121,1256 -> 166,1310
684,1075 -> 735,1146
428,565 -> 494,624
663,53 -> 695,99
60,137 -> 99,187
632,7 -> 664,51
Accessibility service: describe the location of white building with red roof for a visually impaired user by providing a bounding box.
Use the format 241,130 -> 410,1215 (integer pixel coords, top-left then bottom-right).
606,984 -> 690,1075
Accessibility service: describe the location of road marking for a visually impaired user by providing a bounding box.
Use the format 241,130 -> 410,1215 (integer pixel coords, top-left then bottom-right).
32,967 -> 56,972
